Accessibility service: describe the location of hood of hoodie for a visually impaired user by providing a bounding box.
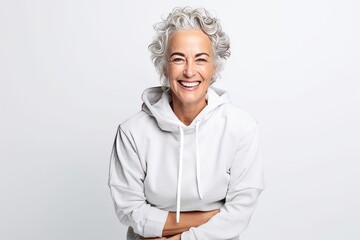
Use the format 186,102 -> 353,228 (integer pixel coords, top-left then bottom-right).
141,86 -> 231,132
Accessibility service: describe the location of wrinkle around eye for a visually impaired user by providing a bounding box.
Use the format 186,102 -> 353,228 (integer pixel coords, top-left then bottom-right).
170,60 -> 185,65
196,58 -> 208,62
169,58 -> 188,66
195,58 -> 209,65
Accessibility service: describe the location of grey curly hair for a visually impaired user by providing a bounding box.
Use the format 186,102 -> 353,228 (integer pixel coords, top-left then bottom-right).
148,7 -> 231,90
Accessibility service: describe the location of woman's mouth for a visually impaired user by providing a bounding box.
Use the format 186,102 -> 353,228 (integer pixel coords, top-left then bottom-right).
178,81 -> 201,88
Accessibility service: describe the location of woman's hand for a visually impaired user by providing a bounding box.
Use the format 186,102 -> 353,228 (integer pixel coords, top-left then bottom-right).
141,237 -> 167,240
143,209 -> 221,239
142,233 -> 181,240
167,234 -> 181,239
163,209 -> 220,236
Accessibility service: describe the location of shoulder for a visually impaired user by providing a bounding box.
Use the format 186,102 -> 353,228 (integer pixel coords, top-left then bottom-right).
221,103 -> 259,132
211,103 -> 260,147
219,104 -> 261,155
118,110 -> 155,134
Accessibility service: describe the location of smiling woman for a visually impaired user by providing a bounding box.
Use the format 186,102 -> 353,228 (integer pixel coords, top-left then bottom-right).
108,7 -> 265,240
166,30 -> 216,125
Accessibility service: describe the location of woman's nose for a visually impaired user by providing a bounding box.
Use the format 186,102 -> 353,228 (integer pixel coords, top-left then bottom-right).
183,60 -> 196,77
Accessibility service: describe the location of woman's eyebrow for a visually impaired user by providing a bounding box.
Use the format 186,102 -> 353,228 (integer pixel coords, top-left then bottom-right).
170,52 -> 185,57
195,53 -> 210,57
170,52 -> 210,58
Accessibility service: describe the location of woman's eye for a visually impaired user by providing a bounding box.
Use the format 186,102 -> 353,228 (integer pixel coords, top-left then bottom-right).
196,58 -> 207,63
171,58 -> 184,63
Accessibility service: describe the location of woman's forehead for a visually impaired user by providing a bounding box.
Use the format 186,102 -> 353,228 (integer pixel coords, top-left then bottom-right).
168,30 -> 213,55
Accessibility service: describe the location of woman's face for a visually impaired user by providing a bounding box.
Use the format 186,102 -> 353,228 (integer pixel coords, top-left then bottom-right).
165,29 -> 216,108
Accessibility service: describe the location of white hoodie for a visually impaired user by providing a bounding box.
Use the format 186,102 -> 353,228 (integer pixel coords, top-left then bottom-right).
108,86 -> 265,240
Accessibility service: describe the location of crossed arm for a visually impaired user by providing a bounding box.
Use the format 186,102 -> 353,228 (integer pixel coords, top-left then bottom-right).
110,124 -> 264,240
142,210 -> 220,239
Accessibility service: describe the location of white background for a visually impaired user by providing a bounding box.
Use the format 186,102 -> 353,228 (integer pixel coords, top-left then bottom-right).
1,0 -> 359,239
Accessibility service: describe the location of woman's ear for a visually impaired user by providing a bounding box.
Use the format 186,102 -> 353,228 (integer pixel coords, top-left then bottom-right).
212,65 -> 217,79
163,67 -> 168,78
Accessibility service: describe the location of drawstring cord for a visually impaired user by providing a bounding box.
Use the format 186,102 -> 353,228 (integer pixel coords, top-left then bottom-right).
176,127 -> 184,223
195,119 -> 203,200
176,120 -> 203,223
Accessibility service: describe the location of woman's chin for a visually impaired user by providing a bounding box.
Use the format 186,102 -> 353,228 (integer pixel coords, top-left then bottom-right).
176,94 -> 207,108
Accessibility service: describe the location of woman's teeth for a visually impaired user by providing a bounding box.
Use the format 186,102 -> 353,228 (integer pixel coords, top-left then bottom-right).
179,81 -> 200,88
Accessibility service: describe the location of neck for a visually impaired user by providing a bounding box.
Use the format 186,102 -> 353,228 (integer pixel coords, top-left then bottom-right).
171,97 -> 207,126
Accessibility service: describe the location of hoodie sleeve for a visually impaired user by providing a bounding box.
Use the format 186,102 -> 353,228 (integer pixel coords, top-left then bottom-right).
108,126 -> 169,238
181,123 -> 265,240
